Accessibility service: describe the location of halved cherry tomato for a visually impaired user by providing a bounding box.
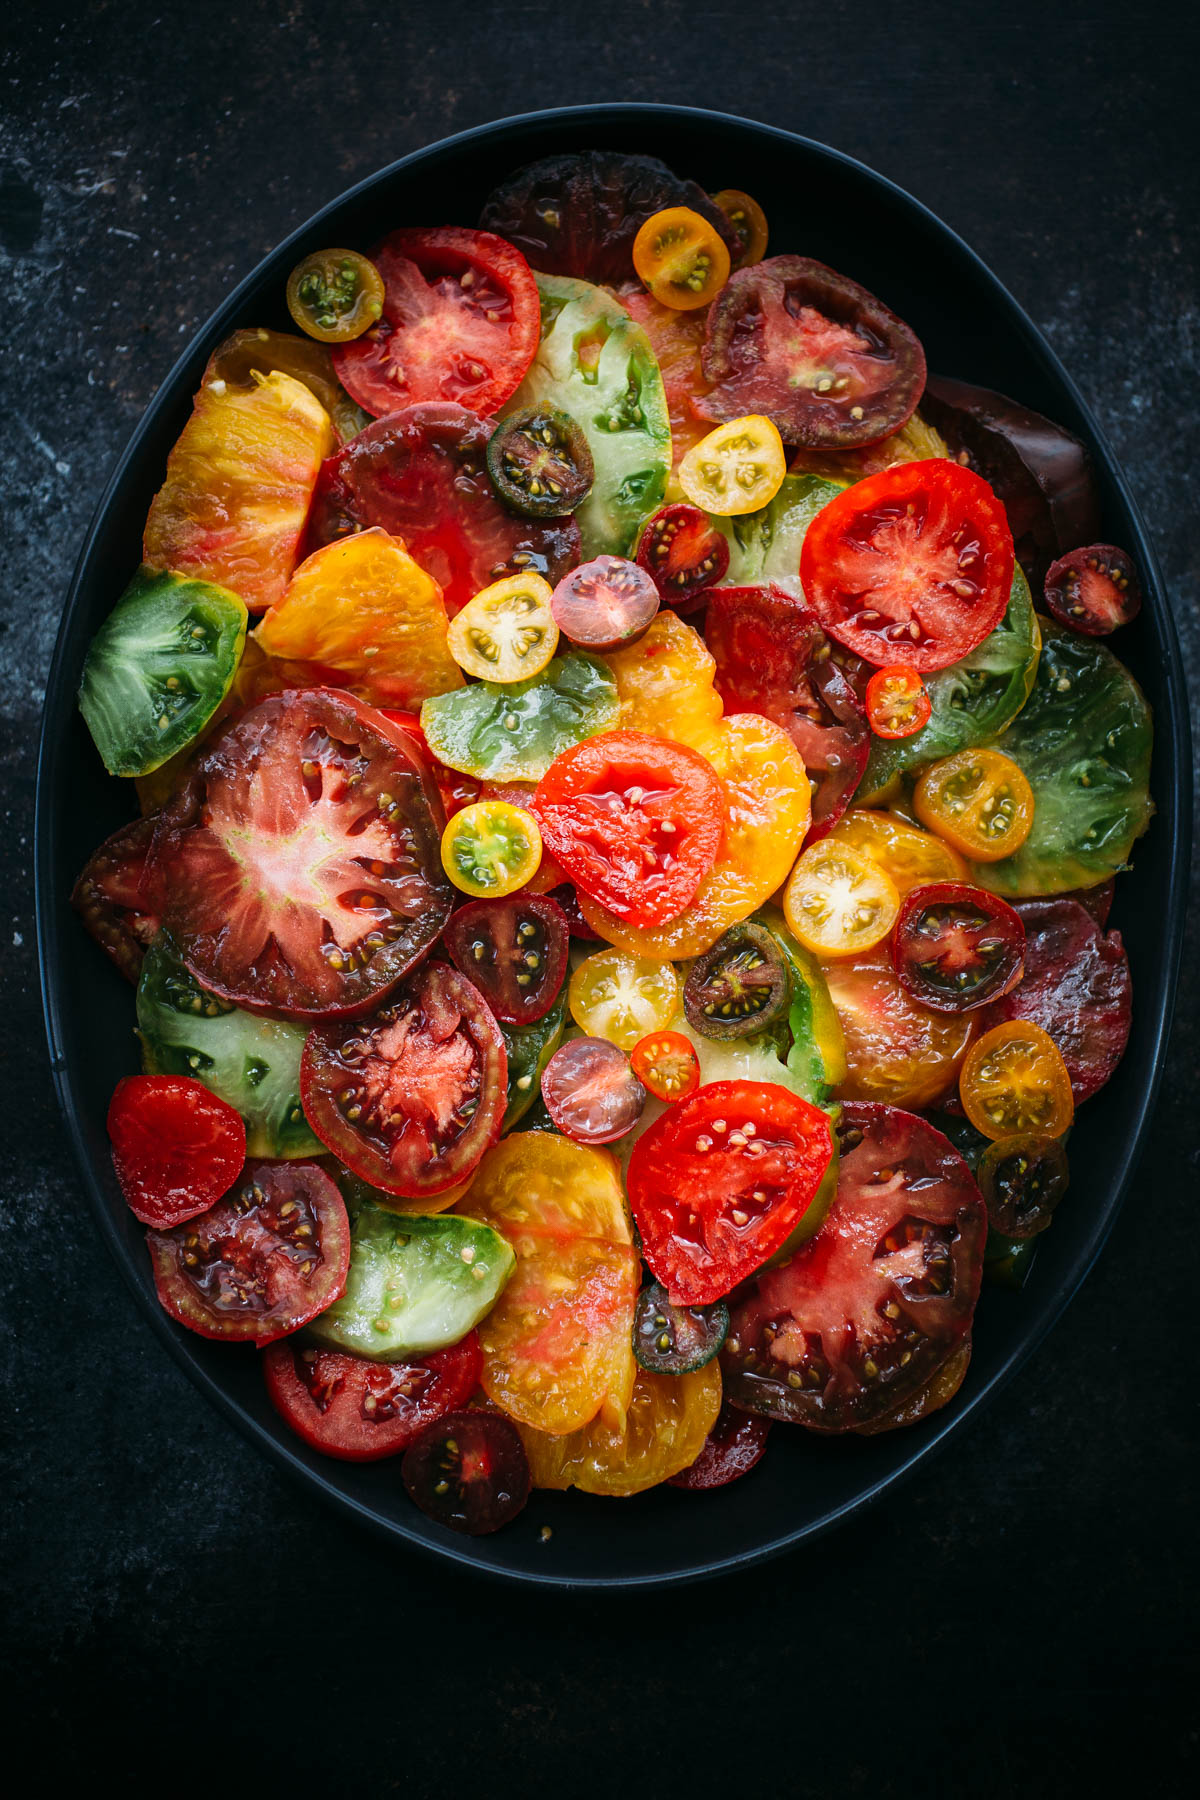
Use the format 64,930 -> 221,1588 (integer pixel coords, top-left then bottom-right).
531,729 -> 725,928
263,1333 -> 481,1462
634,504 -> 730,612
443,893 -> 568,1024
977,1133 -> 1070,1239
569,948 -> 681,1051
602,609 -> 724,758
630,1030 -> 701,1103
633,1282 -> 728,1374
520,1363 -> 722,1495
542,1037 -> 646,1144
549,556 -> 660,651
892,882 -> 1025,1013
914,747 -> 1035,862
286,249 -> 385,343
684,920 -> 792,1039
107,1075 -> 245,1229
402,1410 -> 531,1534
827,808 -> 967,894
799,460 -> 1015,671
679,416 -> 786,516
486,405 -> 594,518
628,1079 -> 834,1307
711,189 -> 769,269
1043,543 -> 1141,636
823,949 -> 976,1109
147,1160 -> 351,1345
332,226 -> 540,419
300,961 -> 507,1197
441,800 -> 542,898
866,665 -> 932,739
783,840 -> 900,958
72,815 -> 161,984
446,572 -> 558,683
959,1020 -> 1075,1141
633,206 -> 732,311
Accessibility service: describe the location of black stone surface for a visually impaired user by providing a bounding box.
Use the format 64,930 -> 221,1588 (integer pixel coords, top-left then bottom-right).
3,1 -> 1197,1788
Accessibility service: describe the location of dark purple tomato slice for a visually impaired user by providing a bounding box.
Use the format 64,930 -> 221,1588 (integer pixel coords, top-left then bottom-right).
1043,544 -> 1142,636
977,1133 -> 1070,1239
262,1332 -> 482,1462
300,961 -> 507,1197
705,584 -> 870,839
549,555 -> 660,650
919,374 -> 1102,585
541,1036 -> 646,1145
892,882 -> 1025,1014
722,1102 -> 986,1432
479,151 -> 738,288
669,1402 -> 771,1490
147,1160 -> 351,1346
402,1409 -> 532,1534
635,504 -> 730,613
697,255 -> 926,448
851,1337 -> 973,1435
1062,878 -> 1115,929
305,403 -> 581,616
72,814 -> 162,984
442,893 -> 569,1025
976,898 -> 1132,1104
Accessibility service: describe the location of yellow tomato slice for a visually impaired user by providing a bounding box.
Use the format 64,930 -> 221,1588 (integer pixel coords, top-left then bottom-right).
569,949 -> 682,1052
602,609 -> 724,757
783,841 -> 900,958
519,1363 -> 722,1494
632,206 -> 732,311
461,1134 -> 639,1436
960,1020 -> 1075,1141
440,800 -> 542,898
679,415 -> 786,515
447,572 -> 559,683
827,808 -> 968,894
823,949 -> 976,1110
914,748 -> 1036,863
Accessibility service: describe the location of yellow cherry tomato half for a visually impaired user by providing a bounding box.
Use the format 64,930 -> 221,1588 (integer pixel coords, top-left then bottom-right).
285,249 -> 385,343
827,808 -> 968,896
678,415 -> 787,516
632,206 -> 732,311
569,949 -> 682,1053
440,800 -> 541,898
447,572 -> 559,683
959,1020 -> 1075,1142
914,748 -> 1036,863
783,841 -> 901,959
711,188 -> 769,268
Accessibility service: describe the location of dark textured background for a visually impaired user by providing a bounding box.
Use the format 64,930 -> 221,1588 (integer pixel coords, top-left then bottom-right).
4,1 -> 1197,1789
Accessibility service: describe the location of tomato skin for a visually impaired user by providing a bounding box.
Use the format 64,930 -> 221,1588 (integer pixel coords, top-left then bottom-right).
108,1075 -> 246,1228
262,1332 -> 481,1462
668,1403 -> 771,1490
891,881 -> 1026,1014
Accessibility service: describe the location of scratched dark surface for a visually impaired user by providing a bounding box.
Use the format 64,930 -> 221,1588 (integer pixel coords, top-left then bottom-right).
3,0 -> 1197,1789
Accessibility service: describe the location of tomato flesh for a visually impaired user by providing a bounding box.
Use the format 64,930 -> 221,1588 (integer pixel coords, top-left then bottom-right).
541,1037 -> 646,1145
108,1075 -> 245,1228
1043,543 -> 1141,636
668,1403 -> 771,1490
263,1332 -> 481,1462
550,556 -> 660,650
72,814 -> 162,984
402,1411 -> 532,1534
443,893 -> 568,1025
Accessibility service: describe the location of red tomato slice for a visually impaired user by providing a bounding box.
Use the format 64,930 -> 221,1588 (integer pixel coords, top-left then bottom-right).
72,815 -> 162,984
149,687 -> 453,1020
107,1075 -> 245,1228
531,729 -> 725,928
262,1333 -> 481,1463
627,1079 -> 835,1306
332,227 -> 540,420
301,961 -> 507,1198
147,1160 -> 351,1345
800,460 -> 1015,671
305,403 -> 580,616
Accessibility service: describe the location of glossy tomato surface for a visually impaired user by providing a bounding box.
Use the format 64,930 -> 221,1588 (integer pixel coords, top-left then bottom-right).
263,1332 -> 481,1462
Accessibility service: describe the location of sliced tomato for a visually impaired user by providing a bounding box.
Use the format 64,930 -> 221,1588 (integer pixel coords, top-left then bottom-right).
541,1037 -> 646,1144
520,1363 -> 722,1495
668,1402 -> 771,1490
443,893 -> 568,1025
1042,543 -> 1141,636
263,1332 -> 481,1462
865,665 -> 932,739
305,404 -> 581,616
824,949 -> 976,1110
602,607 -> 725,757
147,1160 -> 351,1345
331,227 -> 539,419
892,882 -> 1026,1014
630,1029 -> 701,1103
622,289 -> 715,481
72,814 -> 162,984
633,206 -> 732,311
531,728 -> 725,928
382,710 -> 480,819
301,961 -> 507,1198
108,1075 -> 245,1229
149,687 -> 453,1019
800,460 -> 1015,671
549,556 -> 660,650
627,1079 -> 835,1306
402,1410 -> 532,1534
634,504 -> 730,612
705,585 -> 870,841
723,1103 -> 985,1431
959,1020 -> 1074,1141
913,747 -> 1035,863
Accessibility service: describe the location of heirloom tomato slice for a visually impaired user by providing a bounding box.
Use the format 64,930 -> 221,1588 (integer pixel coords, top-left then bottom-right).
254,528 -> 463,710
144,369 -> 334,612
402,1411 -> 532,1534
630,1030 -> 701,1103
865,665 -> 931,739
678,415 -> 786,516
331,226 -> 539,419
628,1079 -> 835,1307
712,189 -> 769,268
448,573 -> 559,682
977,1134 -> 1070,1240
306,404 -> 580,616
852,1338 -> 973,1436
549,556 -> 660,651
622,288 -> 714,483
204,327 -> 367,444
823,949 -> 976,1109
669,1402 -> 771,1490
800,460 -> 1015,671
633,1282 -> 728,1375
263,1332 -> 481,1462
532,729 -> 725,927
1043,543 -> 1141,636
301,961 -> 507,1198
72,814 -> 162,984
486,405 -> 595,519
722,1102 -> 986,1432
826,808 -> 967,895
149,688 -> 453,1019
107,1074 -> 245,1229
440,800 -> 543,899
420,651 -> 619,785
461,1133 -> 640,1436
520,1363 -> 722,1495
443,893 -> 569,1025
602,609 -> 725,758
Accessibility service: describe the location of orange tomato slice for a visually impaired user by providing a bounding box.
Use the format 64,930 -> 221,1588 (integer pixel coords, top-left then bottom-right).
519,1363 -> 722,1495
632,206 -> 731,311
602,609 -> 725,757
823,949 -> 976,1110
959,1020 -> 1075,1141
914,748 -> 1035,863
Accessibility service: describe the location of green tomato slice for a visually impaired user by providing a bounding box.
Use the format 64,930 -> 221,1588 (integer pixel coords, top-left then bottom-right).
78,564 -> 247,777
971,618 -> 1154,896
859,565 -> 1041,800
136,934 -> 320,1159
420,650 -> 618,781
501,993 -> 567,1130
711,473 -> 847,589
506,274 -> 671,557
307,1200 -> 515,1359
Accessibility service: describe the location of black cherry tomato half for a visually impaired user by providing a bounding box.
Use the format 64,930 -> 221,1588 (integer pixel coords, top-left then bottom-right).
72,814 -> 162,985
892,882 -> 1025,1014
684,921 -> 791,1040
402,1410 -> 532,1534
486,406 -> 595,518
1043,543 -> 1142,636
262,1333 -> 482,1462
443,893 -> 569,1025
865,665 -> 932,739
711,189 -> 769,268
286,249 -> 385,343
977,1133 -> 1070,1239
634,504 -> 730,613
541,1036 -> 646,1145
630,1029 -> 701,1103
634,1281 -> 729,1374
549,555 -> 660,650
668,1402 -> 771,1489
108,1075 -> 245,1228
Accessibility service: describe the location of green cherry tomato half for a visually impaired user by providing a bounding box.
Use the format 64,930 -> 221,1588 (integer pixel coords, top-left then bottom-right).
633,1281 -> 730,1374
487,406 -> 595,518
441,801 -> 542,898
286,249 -> 385,343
